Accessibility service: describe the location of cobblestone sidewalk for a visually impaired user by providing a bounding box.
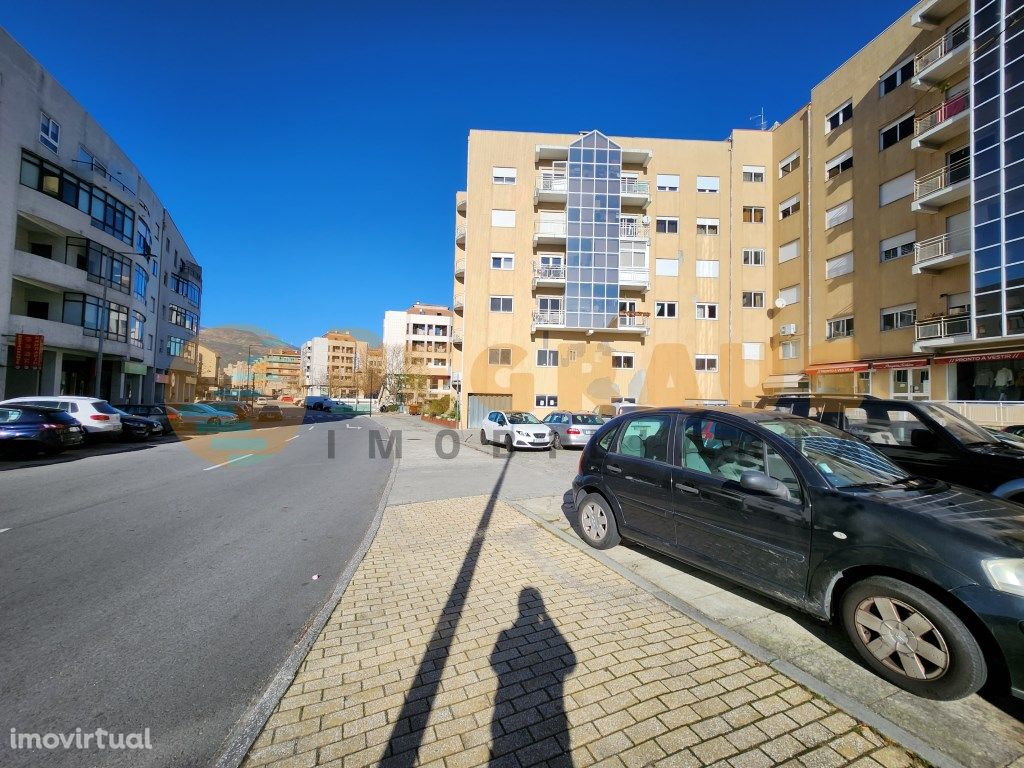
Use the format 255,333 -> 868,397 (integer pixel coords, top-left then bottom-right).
242,491 -> 922,768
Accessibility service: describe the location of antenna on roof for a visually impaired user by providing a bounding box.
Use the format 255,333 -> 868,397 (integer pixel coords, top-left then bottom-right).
750,108 -> 768,132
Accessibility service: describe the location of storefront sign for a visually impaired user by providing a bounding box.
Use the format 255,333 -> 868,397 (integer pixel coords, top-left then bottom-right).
933,350 -> 1024,365
870,358 -> 930,370
13,334 -> 44,369
154,373 -> 170,384
123,361 -> 148,375
805,362 -> 870,375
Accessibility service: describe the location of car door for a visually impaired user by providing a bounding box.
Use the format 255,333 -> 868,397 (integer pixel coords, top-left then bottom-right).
671,414 -> 812,597
603,413 -> 676,546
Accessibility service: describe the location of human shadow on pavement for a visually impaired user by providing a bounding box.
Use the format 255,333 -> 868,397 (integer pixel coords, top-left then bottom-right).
489,587 -> 576,767
379,451 -> 513,767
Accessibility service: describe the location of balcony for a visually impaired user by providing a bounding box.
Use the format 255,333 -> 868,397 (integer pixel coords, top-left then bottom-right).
619,179 -> 651,209
454,259 -> 465,278
912,20 -> 969,89
534,220 -> 567,245
912,228 -> 971,274
913,92 -> 970,151
453,294 -> 464,313
451,331 -> 463,346
912,157 -> 970,212
455,226 -> 466,246
619,267 -> 650,292
456,199 -> 467,214
532,262 -> 566,288
619,219 -> 651,241
912,0 -> 964,29
535,172 -> 568,203
913,313 -> 971,352
535,145 -> 653,167
530,310 -> 649,335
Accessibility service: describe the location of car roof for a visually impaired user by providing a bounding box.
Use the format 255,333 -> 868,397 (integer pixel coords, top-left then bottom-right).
616,406 -> 810,424
2,395 -> 103,403
0,404 -> 63,413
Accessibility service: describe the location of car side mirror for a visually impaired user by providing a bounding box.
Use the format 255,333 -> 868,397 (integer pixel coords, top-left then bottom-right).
740,470 -> 790,500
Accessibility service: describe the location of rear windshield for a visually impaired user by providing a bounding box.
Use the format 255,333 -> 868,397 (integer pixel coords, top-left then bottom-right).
93,401 -> 118,415
572,414 -> 603,425
0,407 -> 25,423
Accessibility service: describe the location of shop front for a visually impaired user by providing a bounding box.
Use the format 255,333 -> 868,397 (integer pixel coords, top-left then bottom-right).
806,362 -> 871,395
935,350 -> 1024,402
871,358 -> 931,401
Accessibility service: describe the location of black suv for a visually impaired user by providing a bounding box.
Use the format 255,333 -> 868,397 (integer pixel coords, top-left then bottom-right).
756,394 -> 1024,504
572,407 -> 1024,701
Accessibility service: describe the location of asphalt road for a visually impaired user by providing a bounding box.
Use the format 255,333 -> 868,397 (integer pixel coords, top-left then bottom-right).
0,408 -> 393,768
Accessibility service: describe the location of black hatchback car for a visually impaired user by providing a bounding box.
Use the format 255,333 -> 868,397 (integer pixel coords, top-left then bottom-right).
0,404 -> 85,456
572,407 -> 1024,701
757,394 -> 1024,504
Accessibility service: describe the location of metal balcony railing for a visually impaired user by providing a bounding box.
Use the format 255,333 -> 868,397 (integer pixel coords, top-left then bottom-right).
914,157 -> 970,200
619,220 -> 650,239
451,331 -> 463,344
617,312 -> 650,329
915,91 -> 969,136
915,314 -> 971,341
914,228 -> 971,264
620,179 -> 650,196
619,267 -> 650,286
915,19 -> 969,74
455,226 -> 466,244
536,172 -> 568,193
534,220 -> 568,238
453,294 -> 464,311
533,262 -> 566,281
532,309 -> 565,327
454,258 -> 465,276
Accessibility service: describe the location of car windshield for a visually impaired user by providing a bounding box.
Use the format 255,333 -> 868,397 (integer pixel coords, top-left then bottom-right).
916,403 -> 997,445
508,412 -> 541,425
760,419 -> 908,488
572,414 -> 604,425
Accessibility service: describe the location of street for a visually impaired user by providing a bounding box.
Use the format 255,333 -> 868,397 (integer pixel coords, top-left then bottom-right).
0,408 -> 393,768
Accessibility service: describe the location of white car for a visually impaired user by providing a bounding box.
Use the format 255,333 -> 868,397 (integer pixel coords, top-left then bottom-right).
0,395 -> 122,435
480,410 -> 554,451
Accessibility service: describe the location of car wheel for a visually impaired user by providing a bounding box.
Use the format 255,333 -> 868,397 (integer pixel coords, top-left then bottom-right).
553,433 -> 562,449
480,429 -> 488,446
840,576 -> 986,700
576,492 -> 620,550
504,434 -> 514,452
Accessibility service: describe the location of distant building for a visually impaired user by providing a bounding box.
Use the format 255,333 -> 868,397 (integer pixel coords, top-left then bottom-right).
195,343 -> 221,399
382,302 -> 453,404
301,331 -> 369,397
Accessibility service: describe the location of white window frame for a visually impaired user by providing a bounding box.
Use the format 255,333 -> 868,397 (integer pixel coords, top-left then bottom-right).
656,173 -> 679,191
695,260 -> 720,278
880,230 -> 916,262
536,349 -> 559,366
491,209 -> 515,227
742,165 -> 765,182
611,353 -> 635,369
741,291 -> 765,308
696,217 -> 720,235
778,239 -> 800,263
537,296 -> 561,313
490,253 -> 514,270
826,315 -> 855,340
655,216 -> 679,234
696,302 -> 719,320
879,57 -> 914,96
779,195 -> 800,220
742,248 -> 765,266
880,303 -> 917,331
741,343 -> 764,361
742,206 -> 765,223
779,151 -> 800,177
695,354 -> 719,372
655,301 -> 678,318
825,252 -> 854,278
489,295 -> 513,313
826,100 -> 853,132
779,340 -> 799,360
696,175 -> 720,193
826,149 -> 853,179
825,199 -> 853,229
40,113 -> 60,153
492,166 -> 517,184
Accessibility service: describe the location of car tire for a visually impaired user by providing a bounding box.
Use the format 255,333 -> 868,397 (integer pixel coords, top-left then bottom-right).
553,433 -> 562,449
480,429 -> 488,446
840,576 -> 986,700
504,434 -> 514,452
576,492 -> 620,550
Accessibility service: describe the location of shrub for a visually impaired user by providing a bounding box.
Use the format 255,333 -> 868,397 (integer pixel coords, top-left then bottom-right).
425,396 -> 451,417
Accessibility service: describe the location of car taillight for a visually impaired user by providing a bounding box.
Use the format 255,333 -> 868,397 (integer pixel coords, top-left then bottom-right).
90,414 -> 111,421
169,413 -> 181,421
42,423 -> 64,430
566,428 -> 581,435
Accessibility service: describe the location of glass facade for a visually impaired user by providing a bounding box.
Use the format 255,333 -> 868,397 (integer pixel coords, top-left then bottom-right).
565,131 -> 621,329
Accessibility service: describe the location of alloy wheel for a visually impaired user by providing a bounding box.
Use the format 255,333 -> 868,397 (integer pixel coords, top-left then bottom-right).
580,501 -> 608,542
853,596 -> 949,681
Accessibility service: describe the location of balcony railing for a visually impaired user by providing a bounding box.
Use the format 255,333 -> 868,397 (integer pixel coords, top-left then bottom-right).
536,173 -> 568,193
915,313 -> 971,341
914,228 -> 970,264
532,310 -> 565,327
534,220 -> 568,239
915,19 -> 969,74
619,220 -> 650,240
914,157 -> 970,200
533,262 -> 566,282
915,91 -> 969,136
617,312 -> 650,330
455,226 -> 466,244
451,331 -> 463,345
454,258 -> 465,277
453,294 -> 464,311
619,267 -> 650,290
620,179 -> 650,196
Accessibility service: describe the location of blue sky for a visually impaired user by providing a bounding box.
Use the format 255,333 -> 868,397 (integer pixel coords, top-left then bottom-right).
2,1 -> 911,346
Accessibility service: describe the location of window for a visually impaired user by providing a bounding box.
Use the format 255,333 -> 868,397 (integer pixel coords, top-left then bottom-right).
492,166 -> 516,184
39,113 -> 60,153
880,58 -> 914,96
696,303 -> 718,320
825,200 -> 853,228
130,311 -> 145,348
695,260 -> 719,278
488,347 -> 511,365
881,303 -> 917,331
537,296 -> 561,313
779,151 -> 800,177
656,217 -> 678,234
779,195 -> 800,220
168,304 -> 199,333
880,230 -> 916,262
742,343 -> 764,361
696,176 -> 720,193
826,150 -> 853,179
535,395 -> 558,407
742,165 -> 765,183
779,285 -> 800,306
655,301 -> 678,318
536,349 -> 559,366
656,173 -> 679,191
825,252 -> 853,278
880,113 -> 914,150
742,206 -> 765,223
615,415 -> 672,461
133,264 -> 148,301
780,340 -> 799,359
826,101 -> 853,132
655,258 -> 679,276
135,217 -> 152,256
489,296 -> 513,312
491,209 -> 515,227
170,274 -> 200,305
879,171 -> 914,205
611,353 -> 634,369
490,253 -> 514,270
742,291 -> 765,308
826,316 -> 855,339
778,240 -> 800,263
696,217 -> 719,235
742,248 -> 765,266
695,355 -> 719,371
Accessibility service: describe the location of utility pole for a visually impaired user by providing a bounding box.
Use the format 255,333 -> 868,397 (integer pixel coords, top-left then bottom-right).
93,281 -> 109,399
246,344 -> 255,408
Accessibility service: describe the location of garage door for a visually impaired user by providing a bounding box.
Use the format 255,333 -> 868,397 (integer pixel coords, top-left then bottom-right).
467,393 -> 512,429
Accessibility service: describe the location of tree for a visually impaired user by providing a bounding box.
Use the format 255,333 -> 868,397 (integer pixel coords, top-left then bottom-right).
376,344 -> 428,406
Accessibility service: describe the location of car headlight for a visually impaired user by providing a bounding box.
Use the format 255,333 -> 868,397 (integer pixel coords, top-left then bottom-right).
982,558 -> 1024,597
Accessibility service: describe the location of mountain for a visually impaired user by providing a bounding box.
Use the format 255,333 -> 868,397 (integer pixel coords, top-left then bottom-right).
196,325 -> 298,366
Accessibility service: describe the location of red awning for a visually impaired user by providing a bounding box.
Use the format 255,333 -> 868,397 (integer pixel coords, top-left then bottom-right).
805,362 -> 870,375
870,357 -> 930,370
933,350 -> 1024,365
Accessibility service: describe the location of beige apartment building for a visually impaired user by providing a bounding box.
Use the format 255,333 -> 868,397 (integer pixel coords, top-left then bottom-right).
301,331 -> 369,397
453,0 -> 1022,426
383,302 -> 453,404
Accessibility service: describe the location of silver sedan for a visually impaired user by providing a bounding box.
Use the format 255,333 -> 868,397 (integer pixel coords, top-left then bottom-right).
542,411 -> 605,448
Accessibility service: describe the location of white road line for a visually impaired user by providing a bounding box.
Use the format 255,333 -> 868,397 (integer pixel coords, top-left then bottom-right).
308,425 -> 315,431
286,435 -> 300,442
0,528 -> 10,534
203,453 -> 254,471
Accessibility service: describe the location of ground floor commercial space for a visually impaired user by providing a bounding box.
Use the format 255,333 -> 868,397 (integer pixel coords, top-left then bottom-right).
2,344 -> 155,404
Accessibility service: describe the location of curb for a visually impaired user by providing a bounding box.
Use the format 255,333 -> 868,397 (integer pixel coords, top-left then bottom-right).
508,499 -> 964,768
212,415 -> 401,768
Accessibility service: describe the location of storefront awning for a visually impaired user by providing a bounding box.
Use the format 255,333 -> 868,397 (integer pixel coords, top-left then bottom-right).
805,362 -> 870,375
762,373 -> 808,389
933,350 -> 1024,365
869,357 -> 930,370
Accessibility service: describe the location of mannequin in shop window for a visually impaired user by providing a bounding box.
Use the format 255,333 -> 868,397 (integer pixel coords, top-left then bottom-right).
996,366 -> 1017,400
974,366 -> 994,399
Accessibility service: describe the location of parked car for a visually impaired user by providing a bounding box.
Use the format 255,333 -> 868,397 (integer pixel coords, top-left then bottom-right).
255,396 -> 271,406
0,396 -> 121,437
479,410 -> 554,451
168,403 -> 236,431
0,405 -> 85,456
593,403 -> 649,422
112,408 -> 163,441
542,411 -> 605,448
305,395 -> 332,411
199,400 -> 253,421
756,394 -> 1024,503
988,427 -> 1024,449
1005,425 -> 1024,437
257,404 -> 284,422
116,404 -> 182,434
573,406 -> 1024,701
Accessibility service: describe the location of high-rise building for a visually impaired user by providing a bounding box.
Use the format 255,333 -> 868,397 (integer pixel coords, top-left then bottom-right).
382,302 -> 453,404
301,331 -> 369,397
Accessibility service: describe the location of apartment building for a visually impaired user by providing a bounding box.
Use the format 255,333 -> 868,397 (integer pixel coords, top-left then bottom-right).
0,27 -> 202,403
195,342 -> 222,399
257,348 -> 301,397
301,331 -> 369,397
383,302 -> 453,403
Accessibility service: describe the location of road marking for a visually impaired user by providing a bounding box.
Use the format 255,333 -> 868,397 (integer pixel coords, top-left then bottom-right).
308,425 -> 315,431
345,424 -> 362,429
203,454 -> 254,471
286,435 -> 300,442
0,528 -> 10,534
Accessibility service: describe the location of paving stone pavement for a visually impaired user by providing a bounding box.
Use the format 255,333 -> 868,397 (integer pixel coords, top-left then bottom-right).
241,474 -> 926,768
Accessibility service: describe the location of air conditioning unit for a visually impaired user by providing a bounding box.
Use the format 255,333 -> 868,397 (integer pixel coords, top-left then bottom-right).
779,324 -> 797,337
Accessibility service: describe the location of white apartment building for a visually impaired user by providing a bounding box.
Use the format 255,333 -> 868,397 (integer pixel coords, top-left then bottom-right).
382,302 -> 453,401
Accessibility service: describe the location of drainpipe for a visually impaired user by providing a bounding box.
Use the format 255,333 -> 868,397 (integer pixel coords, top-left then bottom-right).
804,110 -> 813,372
727,137 -> 735,404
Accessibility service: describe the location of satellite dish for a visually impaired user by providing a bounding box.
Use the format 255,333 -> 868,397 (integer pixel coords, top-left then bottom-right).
774,297 -> 787,309
641,215 -> 651,225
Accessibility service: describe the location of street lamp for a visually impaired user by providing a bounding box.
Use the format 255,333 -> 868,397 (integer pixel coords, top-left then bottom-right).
246,344 -> 256,408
